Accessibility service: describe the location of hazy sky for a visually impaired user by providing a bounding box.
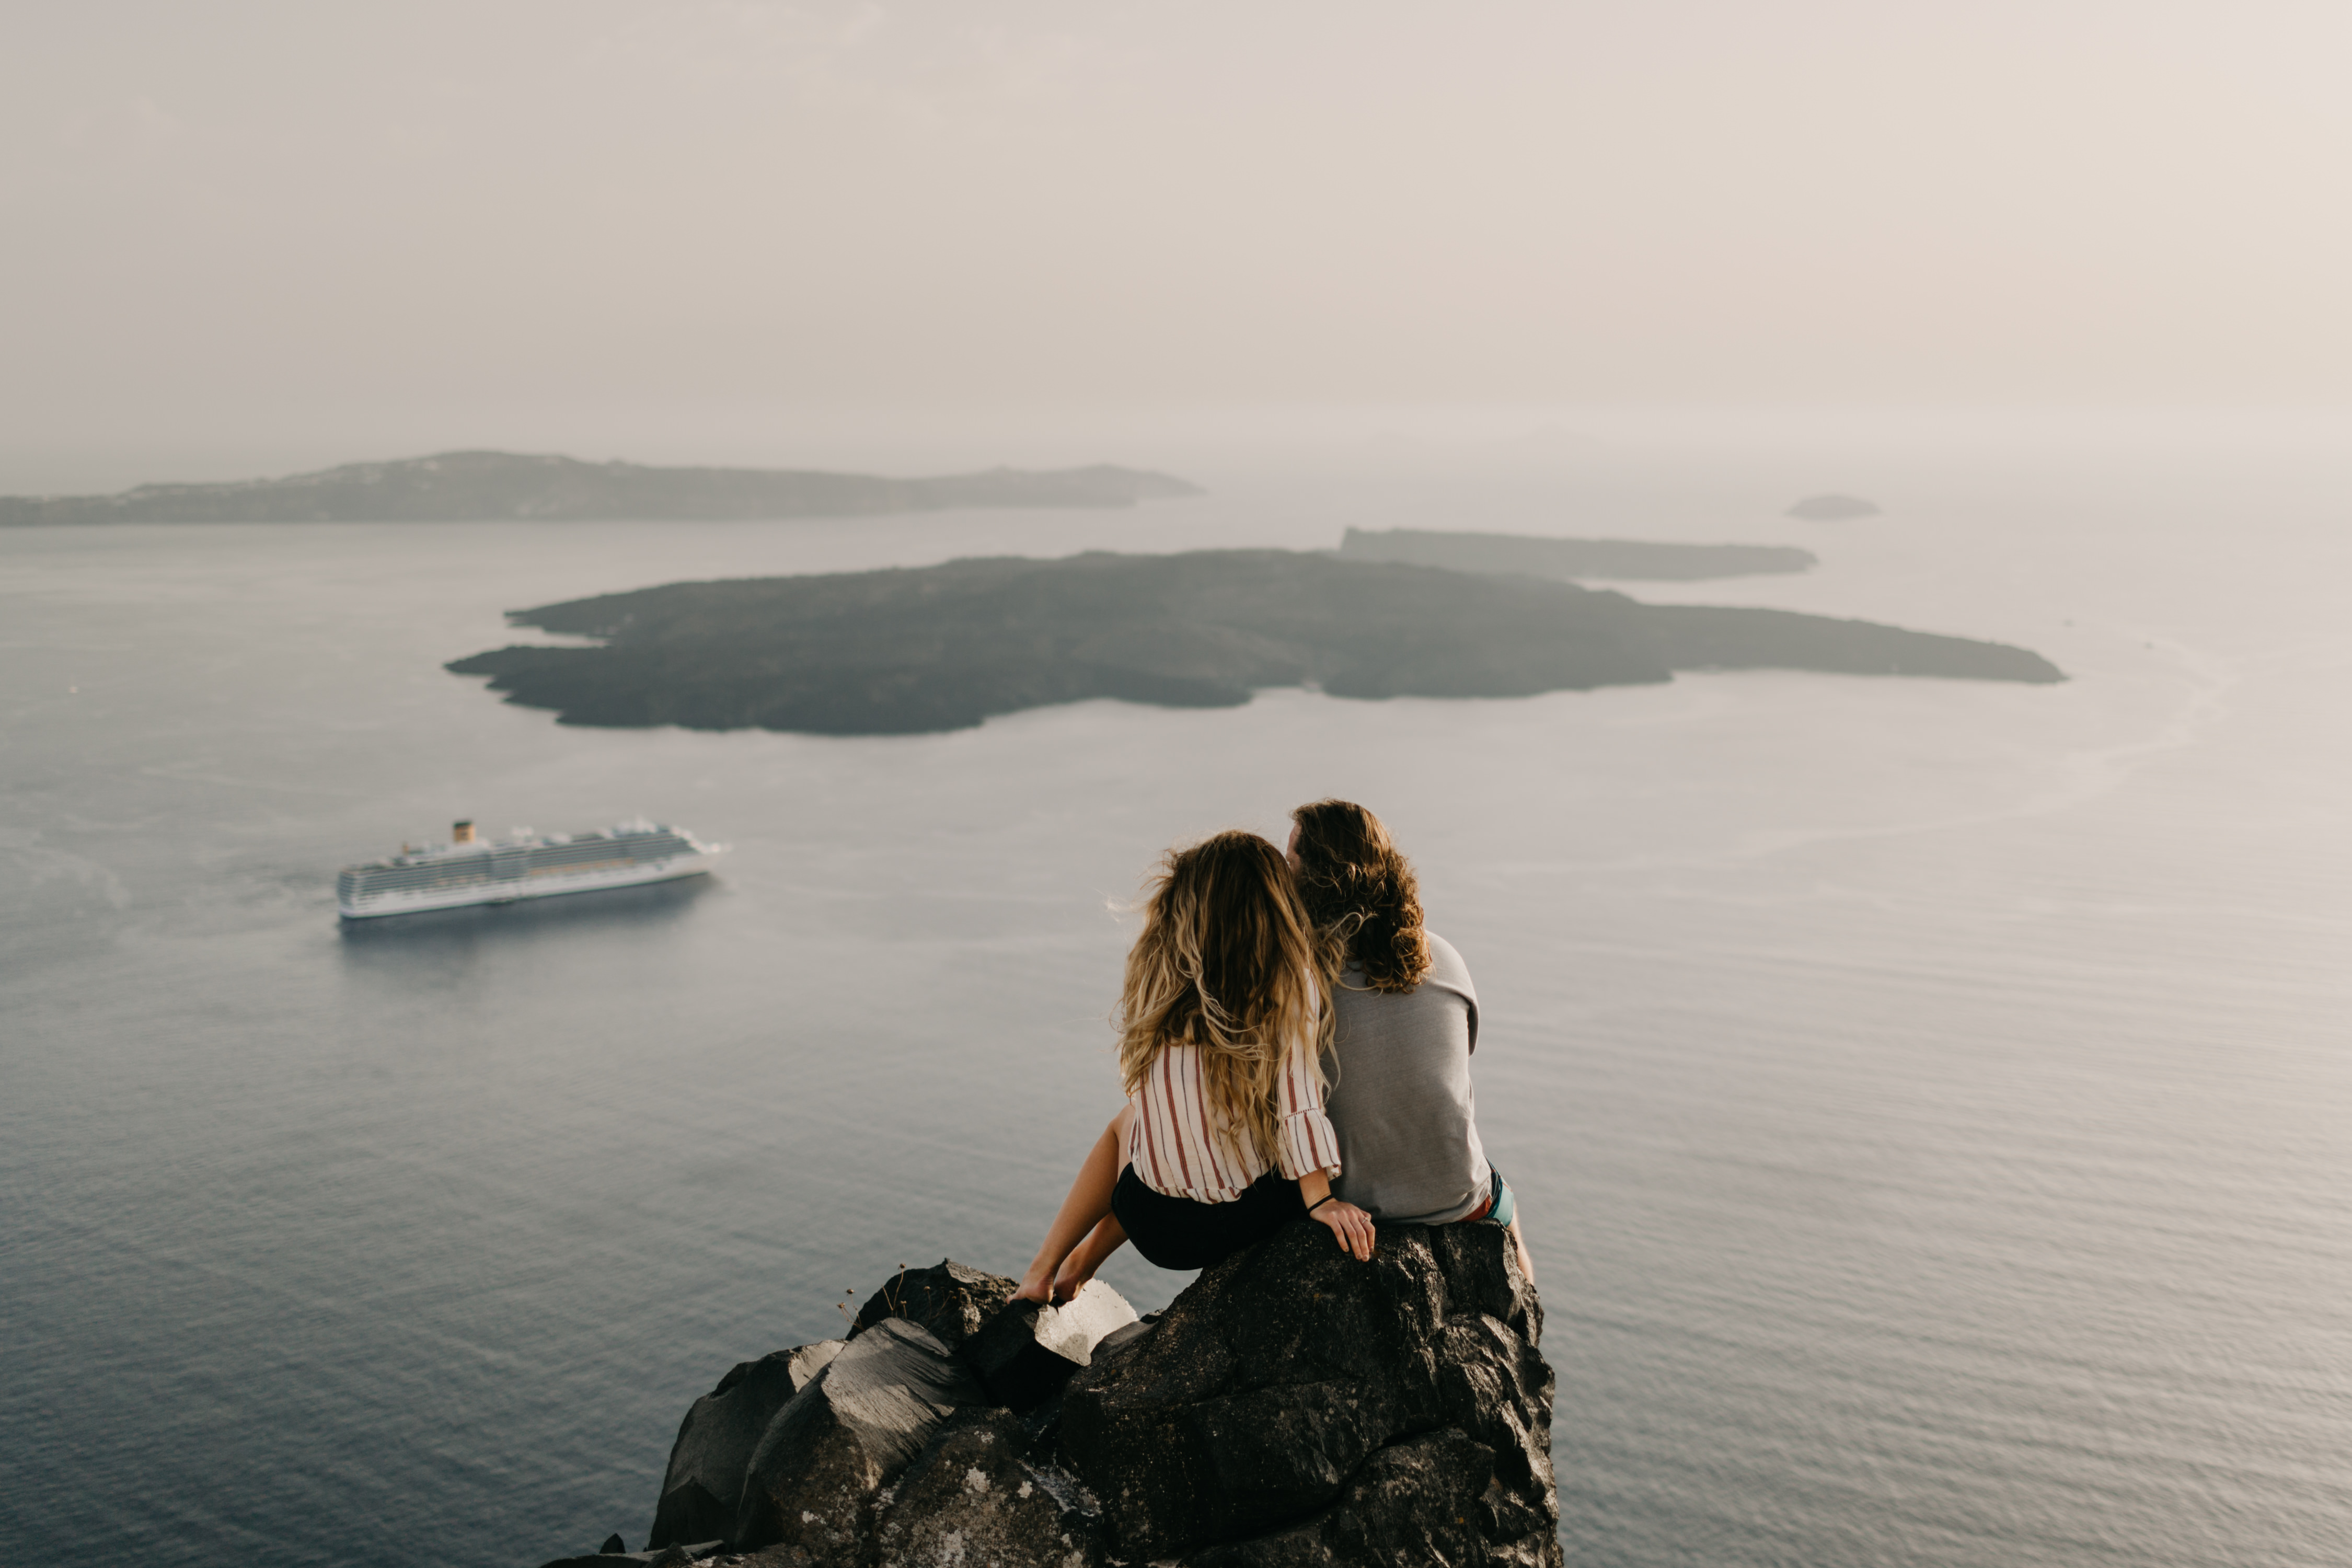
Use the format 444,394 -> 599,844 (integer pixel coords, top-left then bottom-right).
4,1 -> 2349,477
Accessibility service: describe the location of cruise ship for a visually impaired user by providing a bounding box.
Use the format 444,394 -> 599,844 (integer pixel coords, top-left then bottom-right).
337,819 -> 721,919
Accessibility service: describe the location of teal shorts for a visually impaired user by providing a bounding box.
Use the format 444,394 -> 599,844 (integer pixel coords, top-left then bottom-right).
1472,1167 -> 1516,1229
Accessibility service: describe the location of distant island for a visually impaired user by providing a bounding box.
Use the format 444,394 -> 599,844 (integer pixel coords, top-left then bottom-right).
1338,526 -> 1816,581
1787,494 -> 1882,521
0,450 -> 1204,526
446,550 -> 2063,736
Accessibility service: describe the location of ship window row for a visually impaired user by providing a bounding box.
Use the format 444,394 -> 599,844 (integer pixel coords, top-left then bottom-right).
528,843 -> 671,865
343,839 -> 691,890
356,867 -> 498,885
346,855 -> 688,892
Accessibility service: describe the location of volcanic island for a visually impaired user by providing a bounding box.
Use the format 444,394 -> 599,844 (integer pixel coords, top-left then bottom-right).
447,549 -> 2063,736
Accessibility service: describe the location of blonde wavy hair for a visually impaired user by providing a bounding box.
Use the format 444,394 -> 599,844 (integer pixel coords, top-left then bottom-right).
1116,831 -> 1331,1172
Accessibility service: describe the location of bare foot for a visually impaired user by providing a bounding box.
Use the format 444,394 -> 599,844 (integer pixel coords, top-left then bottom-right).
1011,1263 -> 1057,1305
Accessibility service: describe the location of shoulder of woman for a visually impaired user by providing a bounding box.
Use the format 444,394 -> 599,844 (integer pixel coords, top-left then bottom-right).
1423,932 -> 1473,983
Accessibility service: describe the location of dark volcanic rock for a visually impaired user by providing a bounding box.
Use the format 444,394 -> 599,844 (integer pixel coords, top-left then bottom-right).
958,1279 -> 1139,1412
845,1259 -> 1017,1352
1186,1430 -> 1497,1567
1089,1315 -> 1156,1365
558,1229 -> 1555,1568
539,1545 -> 721,1568
732,1319 -> 988,1561
1056,1222 -> 1557,1564
1340,526 -> 1817,581
648,1341 -> 844,1549
446,548 -> 2061,737
0,451 -> 1202,525
869,1408 -> 1110,1568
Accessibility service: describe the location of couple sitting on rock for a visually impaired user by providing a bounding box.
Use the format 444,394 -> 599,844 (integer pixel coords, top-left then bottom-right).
1012,798 -> 1534,1306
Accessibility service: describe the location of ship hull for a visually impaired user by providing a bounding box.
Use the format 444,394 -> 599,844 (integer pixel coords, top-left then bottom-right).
337,850 -> 717,919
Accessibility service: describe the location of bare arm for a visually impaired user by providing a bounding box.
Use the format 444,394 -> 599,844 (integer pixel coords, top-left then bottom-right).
1013,1104 -> 1133,1304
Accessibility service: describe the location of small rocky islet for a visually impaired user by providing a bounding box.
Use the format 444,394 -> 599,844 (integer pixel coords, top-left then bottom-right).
447,548 -> 2063,737
1785,494 -> 1882,522
540,1221 -> 1558,1568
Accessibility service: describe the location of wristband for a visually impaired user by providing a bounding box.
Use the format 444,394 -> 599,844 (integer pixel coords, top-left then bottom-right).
1306,1193 -> 1338,1215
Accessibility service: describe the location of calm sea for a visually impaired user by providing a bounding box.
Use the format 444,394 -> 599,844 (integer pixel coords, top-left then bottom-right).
4,420 -> 2348,1567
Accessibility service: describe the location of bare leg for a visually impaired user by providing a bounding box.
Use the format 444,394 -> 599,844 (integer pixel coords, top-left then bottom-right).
1013,1105 -> 1134,1302
1051,1212 -> 1130,1302
1507,1214 -> 1536,1282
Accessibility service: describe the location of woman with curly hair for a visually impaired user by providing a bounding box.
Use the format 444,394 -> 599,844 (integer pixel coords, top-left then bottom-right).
1287,799 -> 1534,1279
1012,830 -> 1378,1305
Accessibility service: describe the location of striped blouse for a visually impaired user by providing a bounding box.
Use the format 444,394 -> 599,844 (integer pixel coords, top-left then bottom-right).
1126,1038 -> 1344,1204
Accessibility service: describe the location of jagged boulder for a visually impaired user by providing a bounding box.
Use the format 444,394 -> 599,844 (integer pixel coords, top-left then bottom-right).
846,1259 -> 1017,1351
1056,1223 -> 1557,1564
732,1319 -> 989,1562
549,1224 -> 1555,1568
647,1342 -> 844,1549
1186,1429 -> 1498,1566
869,1408 -> 1110,1567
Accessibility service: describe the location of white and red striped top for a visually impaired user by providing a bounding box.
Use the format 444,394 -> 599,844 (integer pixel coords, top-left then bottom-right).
1126,1039 -> 1344,1204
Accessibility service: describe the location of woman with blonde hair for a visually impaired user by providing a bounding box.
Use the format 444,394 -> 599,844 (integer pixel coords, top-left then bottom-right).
1012,830 -> 1377,1304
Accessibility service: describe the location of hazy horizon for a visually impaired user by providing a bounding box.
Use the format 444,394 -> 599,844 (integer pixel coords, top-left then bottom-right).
7,2 -> 2352,494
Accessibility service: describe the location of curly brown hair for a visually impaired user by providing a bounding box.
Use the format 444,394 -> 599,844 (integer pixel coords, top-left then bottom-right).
1287,800 -> 1431,994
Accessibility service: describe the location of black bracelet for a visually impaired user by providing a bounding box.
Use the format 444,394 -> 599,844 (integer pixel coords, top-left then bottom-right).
1306,1193 -> 1338,1215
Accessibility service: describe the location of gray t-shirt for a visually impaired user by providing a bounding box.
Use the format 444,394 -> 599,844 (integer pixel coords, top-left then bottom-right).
1322,932 -> 1491,1225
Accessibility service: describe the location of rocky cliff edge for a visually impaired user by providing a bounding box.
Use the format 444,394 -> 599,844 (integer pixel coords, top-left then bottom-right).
537,1221 -> 1558,1567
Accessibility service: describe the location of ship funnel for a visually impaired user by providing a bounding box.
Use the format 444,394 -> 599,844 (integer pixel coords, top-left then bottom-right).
452,820 -> 476,845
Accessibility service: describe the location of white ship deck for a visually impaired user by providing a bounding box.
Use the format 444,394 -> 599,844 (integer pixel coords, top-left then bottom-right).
337,822 -> 721,918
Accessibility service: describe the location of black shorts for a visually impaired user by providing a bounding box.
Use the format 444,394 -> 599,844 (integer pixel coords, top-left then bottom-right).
1111,1163 -> 1307,1272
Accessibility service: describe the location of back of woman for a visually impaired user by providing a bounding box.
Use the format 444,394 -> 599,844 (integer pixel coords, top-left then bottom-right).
1323,932 -> 1487,1224
1116,830 -> 1334,1212
1011,828 -> 1378,1306
1290,800 -> 1531,1274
